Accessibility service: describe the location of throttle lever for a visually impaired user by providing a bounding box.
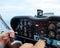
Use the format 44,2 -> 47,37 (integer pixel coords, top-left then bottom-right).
8,31 -> 23,48
8,31 -> 18,42
8,33 -> 14,43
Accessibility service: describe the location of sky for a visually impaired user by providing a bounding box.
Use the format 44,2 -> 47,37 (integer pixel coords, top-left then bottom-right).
0,0 -> 60,27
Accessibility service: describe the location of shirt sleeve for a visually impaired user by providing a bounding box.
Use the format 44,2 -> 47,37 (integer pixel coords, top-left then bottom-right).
0,45 -> 3,48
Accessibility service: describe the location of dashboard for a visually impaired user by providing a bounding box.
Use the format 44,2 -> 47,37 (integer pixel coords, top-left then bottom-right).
11,16 -> 60,48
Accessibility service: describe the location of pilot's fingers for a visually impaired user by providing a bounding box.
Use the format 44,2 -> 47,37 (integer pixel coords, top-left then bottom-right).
9,30 -> 15,38
0,33 -> 8,40
32,40 -> 45,48
2,32 -> 9,39
19,43 -> 33,48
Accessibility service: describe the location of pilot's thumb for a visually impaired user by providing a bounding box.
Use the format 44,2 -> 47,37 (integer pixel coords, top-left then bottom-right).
32,40 -> 45,48
19,43 -> 33,48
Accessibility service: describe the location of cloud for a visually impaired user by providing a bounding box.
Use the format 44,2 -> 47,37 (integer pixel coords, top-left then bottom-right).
0,5 -> 25,11
0,0 -> 60,10
0,0 -> 60,18
0,0 -> 60,27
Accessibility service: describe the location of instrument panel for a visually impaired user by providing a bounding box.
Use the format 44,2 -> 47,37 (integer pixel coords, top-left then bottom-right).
11,16 -> 60,47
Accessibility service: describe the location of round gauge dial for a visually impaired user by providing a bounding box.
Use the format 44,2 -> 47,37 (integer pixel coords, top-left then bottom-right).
56,34 -> 60,40
48,24 -> 55,30
56,29 -> 60,33
48,31 -> 55,38
56,29 -> 60,40
57,22 -> 60,27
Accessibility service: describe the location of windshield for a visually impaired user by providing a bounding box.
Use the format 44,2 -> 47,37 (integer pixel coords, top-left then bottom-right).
0,0 -> 60,29
0,16 -> 11,34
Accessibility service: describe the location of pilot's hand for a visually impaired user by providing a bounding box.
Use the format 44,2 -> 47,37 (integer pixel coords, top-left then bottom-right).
1,30 -> 14,40
19,40 -> 45,48
0,32 -> 10,48
1,30 -> 14,43
0,30 -> 14,48
32,40 -> 45,48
